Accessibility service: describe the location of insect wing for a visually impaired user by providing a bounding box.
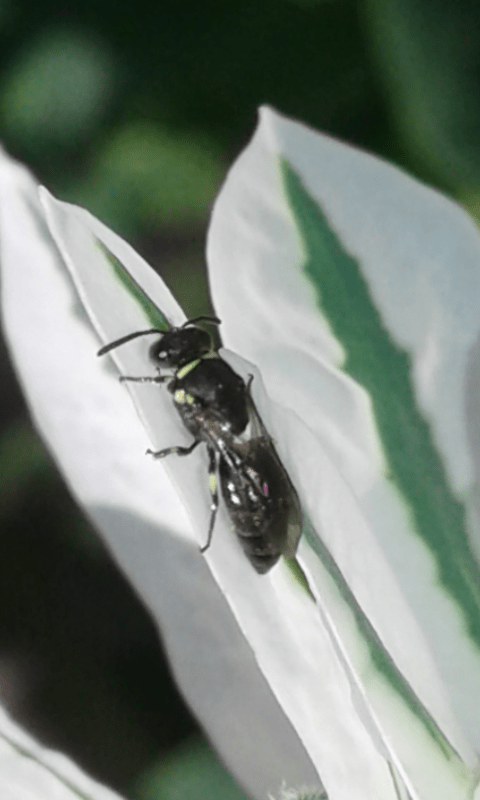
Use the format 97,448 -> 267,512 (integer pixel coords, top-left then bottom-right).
246,390 -> 302,557
225,388 -> 303,564
250,439 -> 302,559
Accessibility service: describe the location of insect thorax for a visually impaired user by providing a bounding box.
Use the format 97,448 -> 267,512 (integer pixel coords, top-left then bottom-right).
170,355 -> 249,438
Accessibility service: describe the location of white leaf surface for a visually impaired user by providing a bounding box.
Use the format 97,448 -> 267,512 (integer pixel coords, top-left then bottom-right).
208,107 -> 480,798
0,147 -> 319,800
3,99 -> 480,799
39,169 -> 398,800
0,705 -> 124,800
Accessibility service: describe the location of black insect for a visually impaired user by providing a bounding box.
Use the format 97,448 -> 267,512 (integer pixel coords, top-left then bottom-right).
98,316 -> 301,573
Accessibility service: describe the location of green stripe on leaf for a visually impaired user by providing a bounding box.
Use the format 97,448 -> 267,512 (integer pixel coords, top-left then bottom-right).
281,159 -> 480,768
97,241 -> 170,331
303,519 -> 456,758
280,159 -> 480,648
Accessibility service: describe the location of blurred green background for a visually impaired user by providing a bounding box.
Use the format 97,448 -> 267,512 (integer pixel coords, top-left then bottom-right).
1,0 -> 480,798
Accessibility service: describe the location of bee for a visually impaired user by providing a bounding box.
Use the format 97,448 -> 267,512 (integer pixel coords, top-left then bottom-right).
98,316 -> 301,573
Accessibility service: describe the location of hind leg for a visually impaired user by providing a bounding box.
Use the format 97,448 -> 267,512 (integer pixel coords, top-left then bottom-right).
200,446 -> 219,554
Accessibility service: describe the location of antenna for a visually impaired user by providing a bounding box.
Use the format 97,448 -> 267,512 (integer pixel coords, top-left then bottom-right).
97,329 -> 164,356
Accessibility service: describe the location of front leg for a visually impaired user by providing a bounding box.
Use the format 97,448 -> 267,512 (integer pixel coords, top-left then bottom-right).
120,375 -> 169,384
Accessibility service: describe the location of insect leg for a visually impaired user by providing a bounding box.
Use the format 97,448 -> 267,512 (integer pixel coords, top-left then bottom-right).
200,446 -> 219,554
147,439 -> 200,459
120,375 -> 169,384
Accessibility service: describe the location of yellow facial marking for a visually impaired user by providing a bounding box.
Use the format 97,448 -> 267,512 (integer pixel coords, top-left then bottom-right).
174,389 -> 186,403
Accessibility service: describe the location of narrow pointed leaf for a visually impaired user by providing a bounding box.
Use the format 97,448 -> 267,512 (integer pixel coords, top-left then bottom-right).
207,107 -> 480,799
0,705 -> 125,800
0,147 -> 321,799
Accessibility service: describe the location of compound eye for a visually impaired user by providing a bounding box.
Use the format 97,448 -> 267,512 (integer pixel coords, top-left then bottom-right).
149,339 -> 168,364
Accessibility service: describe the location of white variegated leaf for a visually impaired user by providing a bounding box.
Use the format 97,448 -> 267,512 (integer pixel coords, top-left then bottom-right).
2,101 -> 480,800
0,704 -> 125,800
208,106 -> 480,799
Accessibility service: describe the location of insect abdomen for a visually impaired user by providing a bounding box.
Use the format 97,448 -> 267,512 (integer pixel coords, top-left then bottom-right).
218,440 -> 291,573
